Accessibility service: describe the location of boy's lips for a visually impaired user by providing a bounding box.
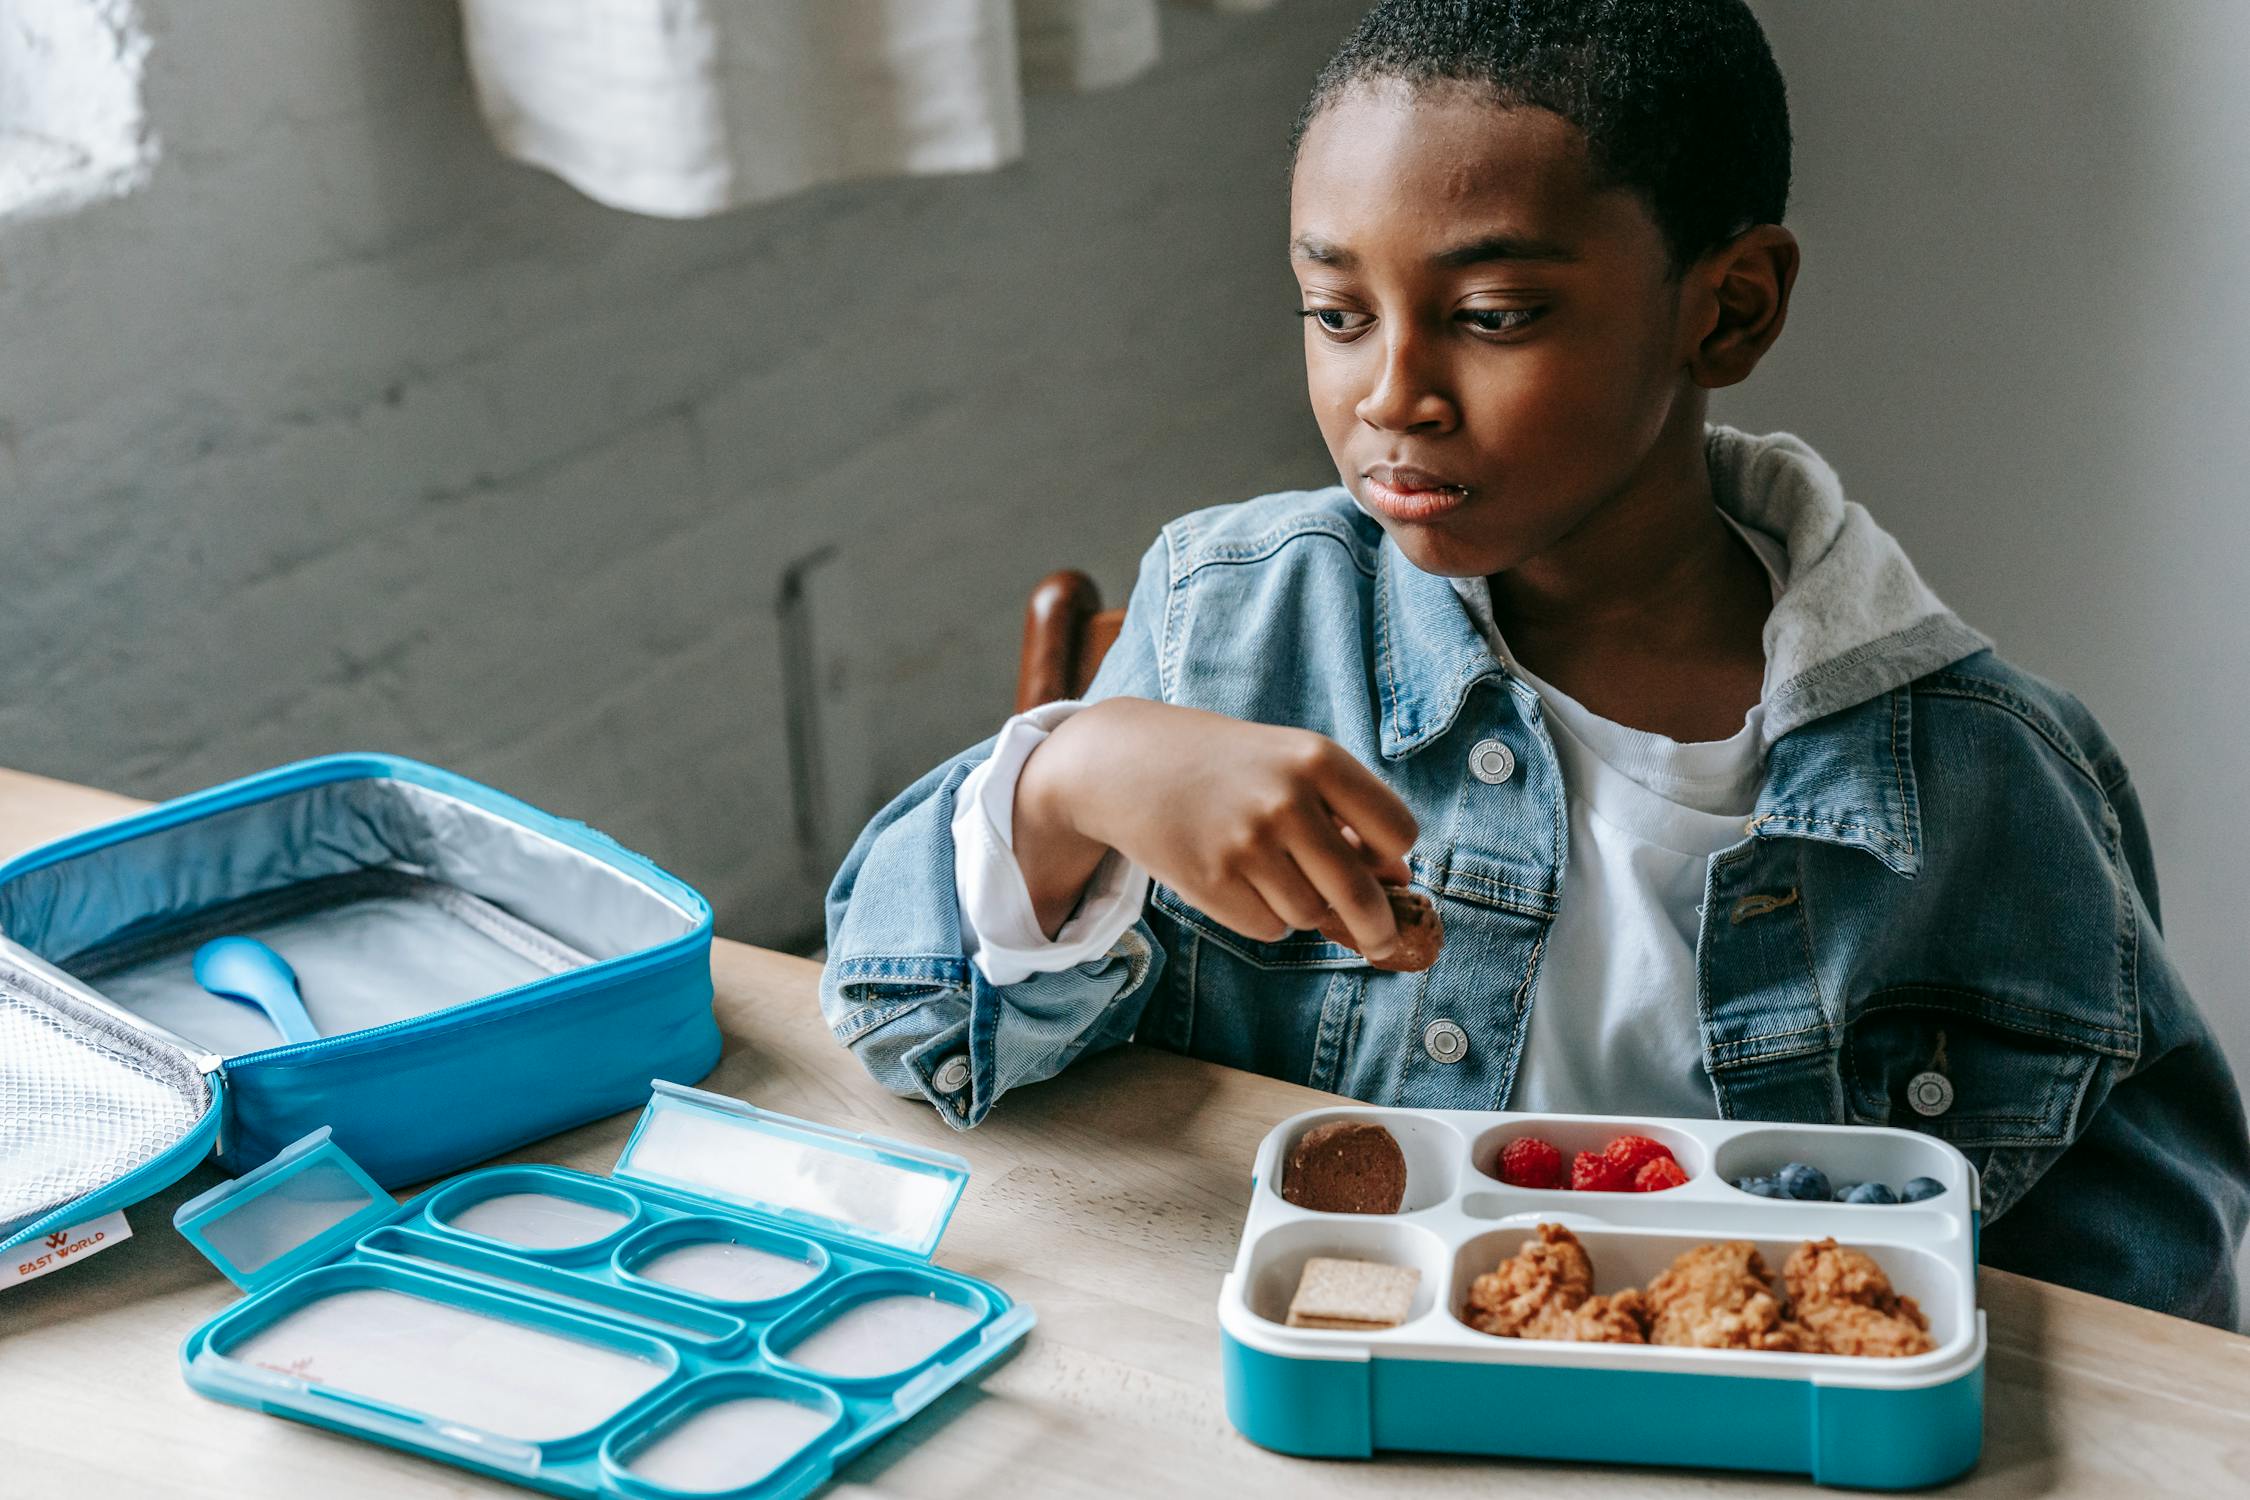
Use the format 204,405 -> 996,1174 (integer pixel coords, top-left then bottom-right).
1361,463 -> 1470,523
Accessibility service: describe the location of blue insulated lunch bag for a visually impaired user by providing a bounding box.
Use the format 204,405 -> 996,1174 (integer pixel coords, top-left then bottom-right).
0,754 -> 719,1260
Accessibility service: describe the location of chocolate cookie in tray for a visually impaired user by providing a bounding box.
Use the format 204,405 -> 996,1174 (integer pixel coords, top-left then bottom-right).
1221,1107 -> 1986,1491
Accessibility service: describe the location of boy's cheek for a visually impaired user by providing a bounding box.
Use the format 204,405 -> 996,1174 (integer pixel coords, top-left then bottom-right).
1304,335 -> 1681,570
1482,355 -> 1682,485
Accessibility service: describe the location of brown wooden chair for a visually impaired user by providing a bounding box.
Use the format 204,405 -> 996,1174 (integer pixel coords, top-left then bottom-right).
1015,570 -> 1126,712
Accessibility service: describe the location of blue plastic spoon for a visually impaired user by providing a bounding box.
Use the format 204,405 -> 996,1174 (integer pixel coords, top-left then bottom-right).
193,936 -> 320,1044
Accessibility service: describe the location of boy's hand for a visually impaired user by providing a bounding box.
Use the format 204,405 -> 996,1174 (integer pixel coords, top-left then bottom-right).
1011,697 -> 1418,960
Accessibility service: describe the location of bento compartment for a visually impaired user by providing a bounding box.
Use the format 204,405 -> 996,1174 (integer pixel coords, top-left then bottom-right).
603,1372 -> 844,1495
428,1168 -> 642,1255
614,1217 -> 827,1308
763,1269 -> 994,1386
207,1270 -> 676,1445
1712,1126 -> 1965,1207
1268,1109 -> 1463,1215
1239,1216 -> 1451,1331
358,1227 -> 744,1345
1446,1222 -> 1970,1357
1467,1118 -> 1708,1193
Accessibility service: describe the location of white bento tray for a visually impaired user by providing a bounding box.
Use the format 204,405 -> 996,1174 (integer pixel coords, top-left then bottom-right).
1217,1106 -> 1989,1488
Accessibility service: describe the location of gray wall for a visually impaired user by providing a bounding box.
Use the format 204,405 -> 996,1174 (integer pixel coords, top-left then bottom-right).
0,0 -> 1355,946
1735,1 -> 2250,1304
1726,0 -> 2250,1099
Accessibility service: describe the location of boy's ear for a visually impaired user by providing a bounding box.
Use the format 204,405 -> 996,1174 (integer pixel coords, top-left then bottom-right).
1684,224 -> 1799,389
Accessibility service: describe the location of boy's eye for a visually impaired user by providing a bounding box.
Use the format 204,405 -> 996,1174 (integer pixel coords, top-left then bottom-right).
1297,307 -> 1372,337
1460,307 -> 1541,336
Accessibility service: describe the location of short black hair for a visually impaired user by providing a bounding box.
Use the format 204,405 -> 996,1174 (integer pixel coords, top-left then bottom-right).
1296,0 -> 1791,269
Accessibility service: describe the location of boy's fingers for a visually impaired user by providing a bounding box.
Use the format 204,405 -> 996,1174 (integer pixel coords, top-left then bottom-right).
1292,816 -> 1400,957
1244,855 -> 1332,935
1312,754 -> 1419,863
1201,882 -> 1291,946
1338,824 -> 1413,886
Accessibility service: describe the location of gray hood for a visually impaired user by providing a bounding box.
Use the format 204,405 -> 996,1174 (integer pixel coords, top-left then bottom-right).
1707,426 -> 1989,745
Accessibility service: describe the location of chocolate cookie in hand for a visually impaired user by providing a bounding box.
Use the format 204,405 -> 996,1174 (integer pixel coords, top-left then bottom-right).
1282,1120 -> 1408,1214
1318,885 -> 1443,972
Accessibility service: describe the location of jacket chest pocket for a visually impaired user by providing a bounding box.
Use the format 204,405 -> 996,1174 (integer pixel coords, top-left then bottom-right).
1842,984 -> 2129,1153
1148,885 -> 1374,970
1143,886 -> 1377,1088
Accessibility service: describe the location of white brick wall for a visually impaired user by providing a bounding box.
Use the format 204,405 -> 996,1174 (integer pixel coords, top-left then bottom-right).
0,0 -> 1361,946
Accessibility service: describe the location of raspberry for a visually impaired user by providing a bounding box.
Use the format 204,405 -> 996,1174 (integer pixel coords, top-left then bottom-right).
1632,1157 -> 1689,1192
1497,1136 -> 1565,1189
1603,1134 -> 1676,1176
1571,1150 -> 1634,1192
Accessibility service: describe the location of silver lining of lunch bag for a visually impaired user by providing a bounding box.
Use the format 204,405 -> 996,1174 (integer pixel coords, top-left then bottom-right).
0,777 -> 702,1057
0,778 -> 698,971
0,943 -> 212,1239
58,870 -> 605,1055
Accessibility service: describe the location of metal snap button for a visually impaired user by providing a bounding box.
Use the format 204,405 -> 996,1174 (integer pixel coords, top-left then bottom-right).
932,1054 -> 972,1095
1423,1019 -> 1469,1064
1469,739 -> 1515,785
1907,1071 -> 1954,1117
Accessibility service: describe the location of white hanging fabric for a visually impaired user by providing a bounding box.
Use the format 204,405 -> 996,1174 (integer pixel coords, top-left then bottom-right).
459,0 -> 1276,220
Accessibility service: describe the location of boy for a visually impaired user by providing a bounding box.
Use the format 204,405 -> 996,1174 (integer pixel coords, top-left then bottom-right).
821,0 -> 2250,1325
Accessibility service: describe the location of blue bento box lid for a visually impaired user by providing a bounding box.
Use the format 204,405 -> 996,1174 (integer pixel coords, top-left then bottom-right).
173,1084 -> 1032,1499
613,1083 -> 971,1262
174,1126 -> 400,1293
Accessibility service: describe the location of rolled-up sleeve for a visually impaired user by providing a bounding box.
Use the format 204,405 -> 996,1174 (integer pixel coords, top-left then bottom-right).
951,700 -> 1151,986
819,536 -> 1174,1127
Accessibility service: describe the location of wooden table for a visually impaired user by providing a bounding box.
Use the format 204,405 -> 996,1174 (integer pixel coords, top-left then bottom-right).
4,767 -> 2248,1497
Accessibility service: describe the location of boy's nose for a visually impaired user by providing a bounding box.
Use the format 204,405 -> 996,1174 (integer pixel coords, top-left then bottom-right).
1355,332 -> 1456,433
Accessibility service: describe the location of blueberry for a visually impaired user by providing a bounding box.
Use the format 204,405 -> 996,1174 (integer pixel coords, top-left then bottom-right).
1737,1176 -> 1789,1199
1775,1162 -> 1832,1201
1900,1176 -> 1946,1202
1831,1182 -> 1859,1199
1841,1181 -> 1899,1205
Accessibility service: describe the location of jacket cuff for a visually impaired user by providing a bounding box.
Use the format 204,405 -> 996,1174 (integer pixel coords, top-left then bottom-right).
952,701 -> 1150,986
894,975 -> 1003,1129
827,953 -> 996,1130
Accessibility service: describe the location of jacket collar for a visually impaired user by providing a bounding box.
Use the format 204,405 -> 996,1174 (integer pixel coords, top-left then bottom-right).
1374,533 -> 1923,875
1754,686 -> 1923,876
1373,533 -> 1505,761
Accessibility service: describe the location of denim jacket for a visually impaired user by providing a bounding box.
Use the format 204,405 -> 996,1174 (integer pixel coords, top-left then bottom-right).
823,430 -> 2250,1325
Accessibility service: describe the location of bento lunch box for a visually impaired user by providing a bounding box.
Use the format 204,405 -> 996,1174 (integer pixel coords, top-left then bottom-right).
1,754 -> 719,1262
1220,1108 -> 1985,1490
173,1081 -> 1034,1499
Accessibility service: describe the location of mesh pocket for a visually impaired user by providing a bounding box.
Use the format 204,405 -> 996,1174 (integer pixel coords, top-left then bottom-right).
1,969 -> 211,1238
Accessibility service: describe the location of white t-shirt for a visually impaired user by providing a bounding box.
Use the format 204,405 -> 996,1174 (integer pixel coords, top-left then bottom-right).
951,514 -> 1787,1119
1461,513 -> 1784,1117
1500,668 -> 1762,1117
